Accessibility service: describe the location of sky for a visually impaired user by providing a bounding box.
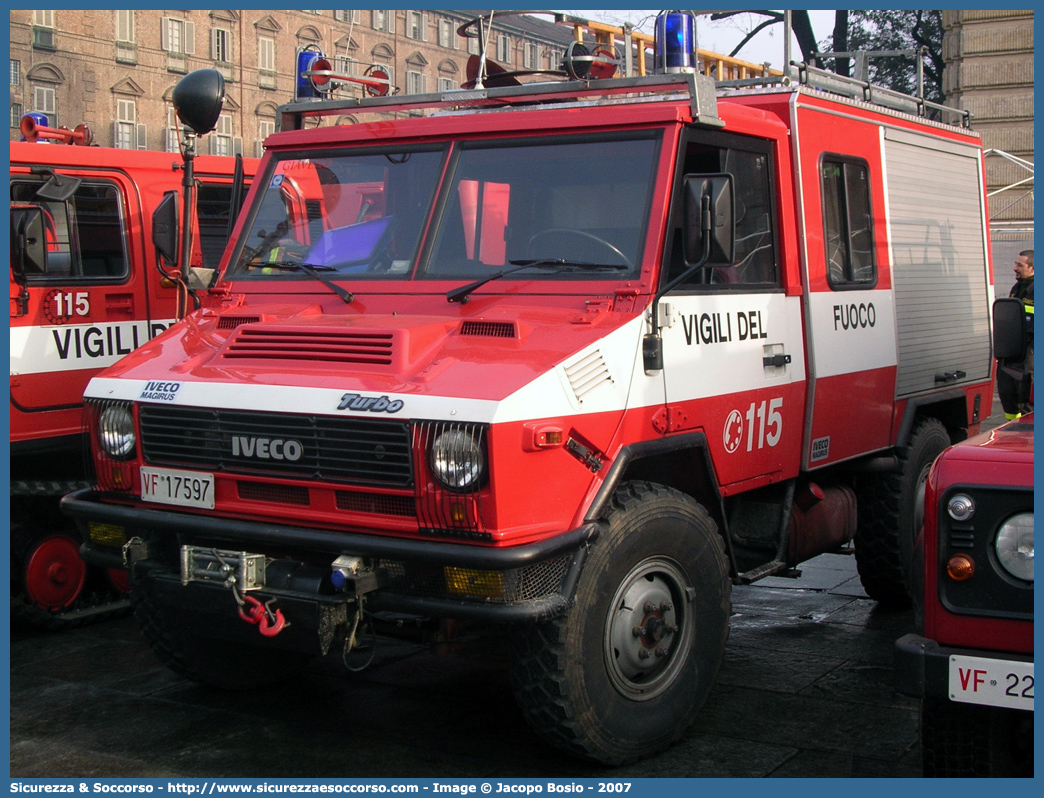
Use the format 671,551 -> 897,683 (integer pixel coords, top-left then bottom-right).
558,9 -> 838,71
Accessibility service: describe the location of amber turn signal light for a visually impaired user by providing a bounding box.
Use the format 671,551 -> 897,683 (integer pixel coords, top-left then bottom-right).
946,554 -> 976,581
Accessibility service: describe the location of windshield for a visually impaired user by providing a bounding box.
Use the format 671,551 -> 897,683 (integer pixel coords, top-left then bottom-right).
228,132 -> 660,284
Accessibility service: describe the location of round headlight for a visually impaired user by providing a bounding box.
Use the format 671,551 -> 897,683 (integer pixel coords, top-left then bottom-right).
431,429 -> 485,492
994,512 -> 1033,582
98,404 -> 136,459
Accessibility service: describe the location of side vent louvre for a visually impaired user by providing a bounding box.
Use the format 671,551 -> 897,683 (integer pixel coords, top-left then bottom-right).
459,321 -> 517,338
563,349 -> 613,404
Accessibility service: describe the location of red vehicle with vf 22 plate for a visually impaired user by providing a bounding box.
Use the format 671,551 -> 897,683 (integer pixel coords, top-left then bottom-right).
895,297 -> 1033,777
62,15 -> 999,764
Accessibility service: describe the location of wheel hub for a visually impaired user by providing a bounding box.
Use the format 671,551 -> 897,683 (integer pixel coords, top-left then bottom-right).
24,535 -> 87,610
604,557 -> 693,700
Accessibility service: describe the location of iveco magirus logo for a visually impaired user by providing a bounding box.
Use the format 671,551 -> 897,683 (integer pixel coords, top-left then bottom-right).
231,436 -> 304,461
337,392 -> 404,413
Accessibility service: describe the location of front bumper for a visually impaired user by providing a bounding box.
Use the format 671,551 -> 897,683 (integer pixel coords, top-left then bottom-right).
61,488 -> 597,626
894,633 -> 1034,701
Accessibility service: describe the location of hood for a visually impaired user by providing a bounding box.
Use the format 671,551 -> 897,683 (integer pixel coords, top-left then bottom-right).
93,294 -> 645,424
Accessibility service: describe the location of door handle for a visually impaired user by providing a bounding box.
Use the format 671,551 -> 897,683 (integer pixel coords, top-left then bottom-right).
763,353 -> 792,368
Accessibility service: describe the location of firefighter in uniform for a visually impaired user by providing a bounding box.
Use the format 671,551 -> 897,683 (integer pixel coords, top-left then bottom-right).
997,249 -> 1034,419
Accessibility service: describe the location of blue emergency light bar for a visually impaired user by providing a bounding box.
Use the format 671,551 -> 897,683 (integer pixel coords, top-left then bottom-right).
654,10 -> 698,73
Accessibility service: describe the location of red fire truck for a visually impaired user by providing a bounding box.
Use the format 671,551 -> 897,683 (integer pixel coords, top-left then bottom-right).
10,122 -> 257,627
895,297 -> 1033,777
61,14 -> 998,763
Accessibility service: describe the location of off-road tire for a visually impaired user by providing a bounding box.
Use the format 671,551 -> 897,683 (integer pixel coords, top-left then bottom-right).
921,698 -> 1033,777
132,571 -> 309,690
855,417 -> 950,606
510,481 -> 730,765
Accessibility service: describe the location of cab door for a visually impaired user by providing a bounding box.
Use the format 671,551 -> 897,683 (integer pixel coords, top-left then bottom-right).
10,166 -> 150,435
658,130 -> 807,492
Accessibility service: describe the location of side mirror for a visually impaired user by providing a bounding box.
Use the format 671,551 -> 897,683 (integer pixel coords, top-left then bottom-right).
172,69 -> 226,136
993,296 -> 1026,361
683,173 -> 734,265
152,190 -> 180,270
10,207 -> 47,280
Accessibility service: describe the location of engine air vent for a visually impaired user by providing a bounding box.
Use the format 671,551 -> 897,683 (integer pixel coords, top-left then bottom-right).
459,321 -> 517,338
217,316 -> 261,330
223,327 -> 394,364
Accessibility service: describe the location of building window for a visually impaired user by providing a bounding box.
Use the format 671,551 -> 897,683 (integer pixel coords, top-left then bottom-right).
165,108 -> 181,153
335,11 -> 361,24
497,35 -> 511,64
467,35 -> 480,56
11,59 -> 20,87
114,99 -> 145,150
437,77 -> 456,93
212,28 -> 231,63
116,10 -> 134,43
821,155 -> 877,288
258,36 -> 276,88
524,42 -> 540,70
372,11 -> 393,32
33,86 -> 56,126
162,18 -> 194,54
407,11 -> 427,41
11,103 -> 24,129
438,19 -> 455,49
162,17 -> 194,73
34,10 -> 55,28
406,71 -> 427,95
209,114 -> 240,156
257,118 -> 275,158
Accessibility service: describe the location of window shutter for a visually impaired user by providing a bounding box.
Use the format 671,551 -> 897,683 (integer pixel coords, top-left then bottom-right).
136,124 -> 147,150
185,22 -> 195,55
233,137 -> 243,156
161,18 -> 170,51
210,29 -> 218,60
112,121 -> 119,148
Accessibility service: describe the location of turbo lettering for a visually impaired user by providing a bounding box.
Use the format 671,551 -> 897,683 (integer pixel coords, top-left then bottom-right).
231,436 -> 304,461
337,392 -> 404,413
832,302 -> 877,331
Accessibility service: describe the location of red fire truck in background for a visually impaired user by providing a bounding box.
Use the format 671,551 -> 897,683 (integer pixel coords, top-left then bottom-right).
10,119 -> 257,627
61,12 -> 1000,764
895,297 -> 1033,777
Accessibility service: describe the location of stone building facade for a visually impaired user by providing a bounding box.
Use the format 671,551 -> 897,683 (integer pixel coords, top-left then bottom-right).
942,10 -> 1034,262
9,9 -> 577,157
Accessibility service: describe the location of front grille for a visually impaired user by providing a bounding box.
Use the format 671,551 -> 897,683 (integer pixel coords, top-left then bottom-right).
139,405 -> 413,487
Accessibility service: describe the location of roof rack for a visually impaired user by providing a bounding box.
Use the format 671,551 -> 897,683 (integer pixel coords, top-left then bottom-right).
791,61 -> 972,128
278,71 -> 723,133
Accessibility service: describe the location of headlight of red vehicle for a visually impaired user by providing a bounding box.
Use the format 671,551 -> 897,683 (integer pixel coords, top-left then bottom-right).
995,512 -> 1034,582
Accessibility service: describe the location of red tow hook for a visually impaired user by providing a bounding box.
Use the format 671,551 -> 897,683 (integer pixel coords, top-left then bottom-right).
238,594 -> 287,637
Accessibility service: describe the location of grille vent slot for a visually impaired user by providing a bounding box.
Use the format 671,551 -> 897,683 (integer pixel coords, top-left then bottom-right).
238,482 -> 309,506
948,529 -> 976,549
563,349 -> 613,403
223,327 -> 394,364
217,316 -> 261,330
459,321 -> 517,338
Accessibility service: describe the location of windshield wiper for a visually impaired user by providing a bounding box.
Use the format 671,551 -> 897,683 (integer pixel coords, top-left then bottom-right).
446,259 -> 627,304
246,260 -> 354,304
